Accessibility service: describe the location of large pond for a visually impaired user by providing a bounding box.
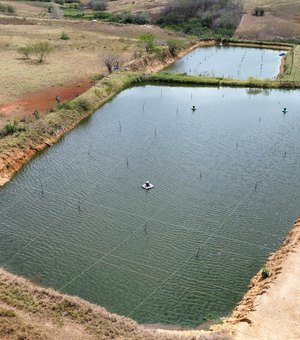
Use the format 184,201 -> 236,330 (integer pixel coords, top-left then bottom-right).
166,45 -> 283,79
0,85 -> 299,327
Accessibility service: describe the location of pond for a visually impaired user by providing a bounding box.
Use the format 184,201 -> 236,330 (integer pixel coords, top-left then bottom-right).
166,45 -> 284,80
0,85 -> 299,327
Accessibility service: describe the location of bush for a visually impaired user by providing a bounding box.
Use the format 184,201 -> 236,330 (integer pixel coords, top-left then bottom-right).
0,3 -> 15,14
119,11 -> 149,24
1,121 -> 25,136
87,0 -> 107,11
18,45 -> 33,59
77,99 -> 91,112
32,41 -> 53,62
254,7 -> 265,16
60,31 -> 70,40
261,267 -> 270,279
138,33 -> 156,53
166,38 -> 187,57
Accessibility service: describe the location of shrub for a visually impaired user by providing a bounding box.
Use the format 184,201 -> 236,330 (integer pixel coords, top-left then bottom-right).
0,3 -> 15,14
119,11 -> 149,24
166,38 -> 187,57
261,267 -> 270,279
254,7 -> 265,16
101,54 -> 118,73
2,121 -> 22,136
18,45 -> 33,59
32,41 -> 53,62
60,31 -> 70,40
87,0 -> 107,11
138,33 -> 156,53
77,99 -> 91,112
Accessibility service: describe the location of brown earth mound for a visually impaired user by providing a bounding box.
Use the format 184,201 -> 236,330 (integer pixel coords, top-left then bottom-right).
0,79 -> 93,117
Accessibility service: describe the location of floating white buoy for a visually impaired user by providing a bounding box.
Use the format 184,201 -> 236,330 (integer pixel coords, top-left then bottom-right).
142,181 -> 154,190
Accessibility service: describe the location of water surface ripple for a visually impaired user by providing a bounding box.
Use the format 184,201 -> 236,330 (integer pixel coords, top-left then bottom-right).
1,86 -> 300,326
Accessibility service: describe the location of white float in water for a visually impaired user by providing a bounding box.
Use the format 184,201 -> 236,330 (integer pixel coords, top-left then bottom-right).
142,181 -> 154,190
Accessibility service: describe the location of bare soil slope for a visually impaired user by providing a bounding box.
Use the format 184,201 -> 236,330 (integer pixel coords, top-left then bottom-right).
226,219 -> 300,339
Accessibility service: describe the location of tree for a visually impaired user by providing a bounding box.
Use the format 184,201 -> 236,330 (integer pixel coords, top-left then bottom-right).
33,41 -> 53,63
101,54 -> 118,73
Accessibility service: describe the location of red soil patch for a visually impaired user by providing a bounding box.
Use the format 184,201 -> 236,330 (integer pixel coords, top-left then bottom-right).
0,79 -> 93,117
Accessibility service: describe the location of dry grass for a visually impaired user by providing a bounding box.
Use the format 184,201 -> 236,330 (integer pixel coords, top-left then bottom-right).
0,20 -> 135,106
106,0 -> 168,17
0,2 -> 177,108
236,0 -> 300,40
0,268 -> 232,339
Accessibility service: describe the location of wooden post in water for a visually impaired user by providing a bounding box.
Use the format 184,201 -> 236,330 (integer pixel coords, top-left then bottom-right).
78,197 -> 81,211
41,183 -> 44,196
119,120 -> 122,132
126,155 -> 129,167
154,129 -> 157,137
144,222 -> 148,233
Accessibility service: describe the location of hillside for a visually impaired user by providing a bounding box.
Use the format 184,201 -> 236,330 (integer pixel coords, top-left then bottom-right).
236,0 -> 300,40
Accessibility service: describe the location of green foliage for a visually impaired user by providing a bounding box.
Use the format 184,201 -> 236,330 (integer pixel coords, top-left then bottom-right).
77,99 -> 91,112
87,0 -> 107,11
166,38 -> 187,57
156,0 -> 243,39
1,121 -> 25,137
32,41 -> 53,62
62,6 -> 150,25
261,267 -> 270,279
18,45 -> 33,59
0,3 -> 15,14
60,31 -> 70,40
119,11 -> 149,24
138,33 -> 156,53
254,7 -> 265,16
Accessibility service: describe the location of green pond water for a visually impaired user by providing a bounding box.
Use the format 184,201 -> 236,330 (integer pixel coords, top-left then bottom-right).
0,85 -> 300,327
166,45 -> 283,79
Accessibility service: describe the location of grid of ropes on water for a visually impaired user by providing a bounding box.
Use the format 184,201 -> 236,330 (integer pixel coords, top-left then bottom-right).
0,86 -> 298,327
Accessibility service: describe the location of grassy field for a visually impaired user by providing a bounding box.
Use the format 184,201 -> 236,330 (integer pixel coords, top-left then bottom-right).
0,11 -> 176,107
236,0 -> 300,41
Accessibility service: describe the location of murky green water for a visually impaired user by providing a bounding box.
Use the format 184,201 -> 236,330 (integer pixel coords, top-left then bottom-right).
0,85 -> 299,327
166,45 -> 283,79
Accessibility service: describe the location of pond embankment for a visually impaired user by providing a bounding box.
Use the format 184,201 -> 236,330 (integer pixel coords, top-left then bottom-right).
221,218 -> 300,339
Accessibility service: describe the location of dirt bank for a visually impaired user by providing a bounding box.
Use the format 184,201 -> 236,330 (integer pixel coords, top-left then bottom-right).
0,78 -> 93,117
221,218 -> 300,338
